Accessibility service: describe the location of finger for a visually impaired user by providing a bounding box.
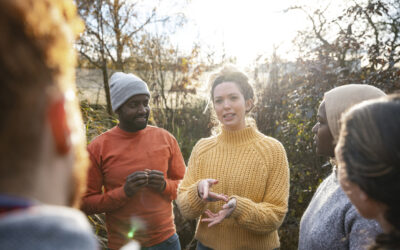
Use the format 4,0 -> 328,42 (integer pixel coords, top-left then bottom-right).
202,181 -> 209,200
148,174 -> 164,181
208,218 -> 223,227
148,176 -> 165,183
148,180 -> 166,190
127,171 -> 147,178
201,218 -> 214,223
127,172 -> 148,181
149,170 -> 164,175
222,199 -> 235,209
207,179 -> 218,187
127,177 -> 148,185
205,209 -> 217,218
148,181 -> 164,187
131,179 -> 148,187
204,209 -> 213,216
147,182 -> 163,189
128,175 -> 148,182
208,192 -> 229,202
125,182 -> 147,195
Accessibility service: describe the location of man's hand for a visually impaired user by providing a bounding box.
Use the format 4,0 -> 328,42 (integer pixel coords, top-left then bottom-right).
197,179 -> 229,202
201,198 -> 237,227
124,171 -> 148,197
147,170 -> 166,193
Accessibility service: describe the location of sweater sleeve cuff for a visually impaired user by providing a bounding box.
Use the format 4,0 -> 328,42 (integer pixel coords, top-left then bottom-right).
184,180 -> 207,213
110,186 -> 130,203
162,179 -> 175,199
230,195 -> 249,219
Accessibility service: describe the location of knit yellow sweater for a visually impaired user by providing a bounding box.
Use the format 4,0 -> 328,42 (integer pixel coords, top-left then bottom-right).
176,126 -> 289,250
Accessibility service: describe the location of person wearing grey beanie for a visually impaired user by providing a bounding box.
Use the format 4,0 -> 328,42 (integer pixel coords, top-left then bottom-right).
298,84 -> 384,250
109,72 -> 151,112
81,72 -> 186,250
108,72 -> 151,132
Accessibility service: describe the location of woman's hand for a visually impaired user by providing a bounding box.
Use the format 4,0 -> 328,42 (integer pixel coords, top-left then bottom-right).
201,198 -> 237,227
197,179 -> 228,202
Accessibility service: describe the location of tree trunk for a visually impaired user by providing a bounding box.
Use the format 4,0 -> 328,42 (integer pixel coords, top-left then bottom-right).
101,61 -> 112,115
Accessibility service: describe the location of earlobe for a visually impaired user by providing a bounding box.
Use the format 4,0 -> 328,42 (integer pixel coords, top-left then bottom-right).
47,98 -> 71,155
245,99 -> 254,113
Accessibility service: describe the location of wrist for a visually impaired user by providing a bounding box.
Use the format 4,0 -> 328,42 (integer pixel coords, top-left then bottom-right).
227,198 -> 237,215
161,181 -> 166,192
124,184 -> 134,197
229,196 -> 244,219
197,183 -> 202,199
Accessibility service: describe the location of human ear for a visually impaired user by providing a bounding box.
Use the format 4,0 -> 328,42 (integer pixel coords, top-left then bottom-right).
245,99 -> 254,113
47,97 -> 71,155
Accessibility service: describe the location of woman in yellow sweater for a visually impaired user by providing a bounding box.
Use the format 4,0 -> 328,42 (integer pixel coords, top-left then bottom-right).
176,66 -> 290,250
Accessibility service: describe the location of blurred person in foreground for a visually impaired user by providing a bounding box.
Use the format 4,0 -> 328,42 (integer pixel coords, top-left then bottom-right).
81,72 -> 186,250
337,94 -> 400,250
0,0 -> 98,249
176,66 -> 290,250
298,84 -> 384,250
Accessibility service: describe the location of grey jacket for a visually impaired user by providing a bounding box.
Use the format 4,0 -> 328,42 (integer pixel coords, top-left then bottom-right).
298,170 -> 381,250
0,205 -> 98,250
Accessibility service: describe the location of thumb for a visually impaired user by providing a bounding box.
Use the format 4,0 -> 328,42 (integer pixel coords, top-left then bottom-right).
207,179 -> 219,187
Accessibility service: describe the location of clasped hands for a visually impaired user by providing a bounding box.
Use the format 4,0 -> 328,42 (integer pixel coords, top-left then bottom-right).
124,169 -> 166,197
198,179 -> 237,227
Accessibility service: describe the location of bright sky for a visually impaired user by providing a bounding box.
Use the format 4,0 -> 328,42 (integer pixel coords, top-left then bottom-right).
169,0 -> 348,68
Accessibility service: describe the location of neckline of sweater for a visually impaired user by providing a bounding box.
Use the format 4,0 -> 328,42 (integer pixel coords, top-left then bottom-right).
216,126 -> 262,146
112,125 -> 147,138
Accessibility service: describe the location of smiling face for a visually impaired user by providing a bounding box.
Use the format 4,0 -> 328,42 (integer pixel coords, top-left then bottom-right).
117,94 -> 150,132
213,81 -> 252,131
312,100 -> 335,157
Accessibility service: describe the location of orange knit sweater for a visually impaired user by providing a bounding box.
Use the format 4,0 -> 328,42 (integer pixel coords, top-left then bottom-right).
81,126 -> 186,249
177,126 -> 289,250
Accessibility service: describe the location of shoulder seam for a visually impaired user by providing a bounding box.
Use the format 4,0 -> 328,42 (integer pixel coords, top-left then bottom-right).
193,136 -> 218,158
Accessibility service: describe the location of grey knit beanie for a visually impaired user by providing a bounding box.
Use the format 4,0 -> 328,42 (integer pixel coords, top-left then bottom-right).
109,72 -> 150,112
324,84 -> 385,143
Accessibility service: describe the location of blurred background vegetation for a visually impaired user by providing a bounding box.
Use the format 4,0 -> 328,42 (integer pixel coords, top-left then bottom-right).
76,0 -> 400,249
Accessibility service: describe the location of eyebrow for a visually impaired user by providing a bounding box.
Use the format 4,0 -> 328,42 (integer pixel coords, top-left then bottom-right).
214,93 -> 240,99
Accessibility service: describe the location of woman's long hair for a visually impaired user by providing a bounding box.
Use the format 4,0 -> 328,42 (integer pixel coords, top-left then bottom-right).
336,94 -> 400,249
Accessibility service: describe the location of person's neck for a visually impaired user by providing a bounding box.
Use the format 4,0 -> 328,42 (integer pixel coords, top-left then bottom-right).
0,183 -> 65,207
118,123 -> 145,133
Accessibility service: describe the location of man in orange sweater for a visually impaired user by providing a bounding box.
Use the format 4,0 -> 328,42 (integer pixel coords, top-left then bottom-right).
81,72 -> 186,250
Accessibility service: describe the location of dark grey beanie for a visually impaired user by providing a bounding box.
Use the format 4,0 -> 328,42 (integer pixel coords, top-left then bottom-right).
109,72 -> 150,112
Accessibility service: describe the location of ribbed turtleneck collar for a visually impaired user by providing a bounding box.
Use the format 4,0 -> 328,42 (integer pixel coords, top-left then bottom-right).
216,126 -> 261,145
